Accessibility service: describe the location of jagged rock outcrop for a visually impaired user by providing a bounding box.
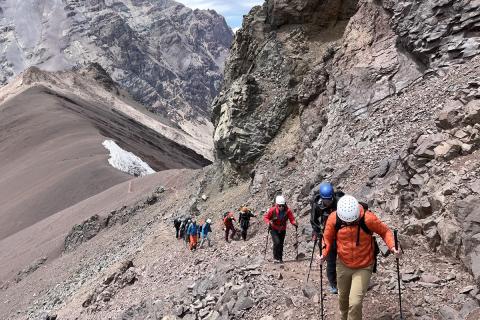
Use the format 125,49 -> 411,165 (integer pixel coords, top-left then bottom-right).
213,0 -> 480,173
0,0 -> 233,138
64,185 -> 165,252
211,0 -> 480,293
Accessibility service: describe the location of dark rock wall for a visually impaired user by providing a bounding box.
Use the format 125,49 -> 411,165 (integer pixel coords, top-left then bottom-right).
212,0 -> 480,283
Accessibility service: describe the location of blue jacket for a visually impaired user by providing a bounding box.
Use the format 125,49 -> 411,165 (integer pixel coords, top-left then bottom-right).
201,223 -> 212,236
187,223 -> 199,236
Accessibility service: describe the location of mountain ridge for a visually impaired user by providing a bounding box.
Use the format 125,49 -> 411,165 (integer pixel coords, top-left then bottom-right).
0,0 -> 233,138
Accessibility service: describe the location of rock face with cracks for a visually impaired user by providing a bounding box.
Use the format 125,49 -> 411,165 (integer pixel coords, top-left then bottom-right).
213,0 -> 480,173
212,0 -> 480,300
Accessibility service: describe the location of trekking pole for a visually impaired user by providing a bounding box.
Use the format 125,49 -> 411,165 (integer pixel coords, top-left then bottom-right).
295,227 -> 299,261
394,230 -> 404,320
306,237 -> 317,283
264,226 -> 270,259
320,258 -> 324,320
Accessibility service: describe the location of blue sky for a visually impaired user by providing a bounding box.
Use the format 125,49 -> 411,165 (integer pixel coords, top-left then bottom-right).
178,0 -> 264,30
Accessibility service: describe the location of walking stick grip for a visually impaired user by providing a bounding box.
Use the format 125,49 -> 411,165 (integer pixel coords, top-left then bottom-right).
394,229 -> 399,251
393,229 -> 404,319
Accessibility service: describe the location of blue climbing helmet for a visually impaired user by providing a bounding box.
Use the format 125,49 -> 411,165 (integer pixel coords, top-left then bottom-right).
319,182 -> 334,200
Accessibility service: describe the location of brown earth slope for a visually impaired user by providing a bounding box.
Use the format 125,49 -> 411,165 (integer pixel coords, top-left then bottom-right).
0,85 -> 209,241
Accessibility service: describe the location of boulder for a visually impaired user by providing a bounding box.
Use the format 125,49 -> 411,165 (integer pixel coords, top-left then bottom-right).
436,100 -> 464,129
404,220 -> 423,236
464,99 -> 480,125
439,305 -> 460,320
402,273 -> 420,283
434,141 -> 462,160
438,218 -> 462,256
410,174 -> 426,187
414,133 -> 444,158
470,180 -> 480,194
406,155 -> 431,173
412,197 -> 433,219
232,296 -> 254,313
425,226 -> 441,249
420,273 -> 442,284
460,300 -> 480,318
302,285 -> 316,299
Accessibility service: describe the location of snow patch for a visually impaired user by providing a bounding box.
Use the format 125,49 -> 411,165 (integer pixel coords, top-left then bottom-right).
102,140 -> 155,177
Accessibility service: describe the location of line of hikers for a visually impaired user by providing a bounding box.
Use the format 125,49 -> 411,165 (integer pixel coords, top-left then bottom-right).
173,217 -> 213,250
173,206 -> 258,250
173,182 -> 401,320
223,206 -> 257,242
263,182 -> 401,320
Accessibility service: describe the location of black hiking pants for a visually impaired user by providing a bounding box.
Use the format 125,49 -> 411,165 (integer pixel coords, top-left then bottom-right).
241,228 -> 248,241
319,240 -> 337,288
175,226 -> 180,239
271,229 -> 286,261
225,225 -> 236,242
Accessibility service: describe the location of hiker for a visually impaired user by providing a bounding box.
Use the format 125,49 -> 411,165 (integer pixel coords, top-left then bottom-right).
187,219 -> 199,251
223,211 -> 237,242
179,217 -> 187,240
238,206 -> 256,241
200,218 -> 213,247
318,195 -> 401,320
183,218 -> 192,247
197,221 -> 203,239
173,217 -> 182,239
263,195 -> 297,263
311,182 -> 344,293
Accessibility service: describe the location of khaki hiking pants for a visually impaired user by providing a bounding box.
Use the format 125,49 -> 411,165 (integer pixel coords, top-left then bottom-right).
337,259 -> 373,320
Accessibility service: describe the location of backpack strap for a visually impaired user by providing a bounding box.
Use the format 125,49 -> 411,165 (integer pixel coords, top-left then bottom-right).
335,203 -> 373,246
334,214 -> 344,232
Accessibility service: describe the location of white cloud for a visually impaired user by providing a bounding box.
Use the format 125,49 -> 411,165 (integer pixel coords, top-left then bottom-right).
179,0 -> 263,11
178,0 -> 264,27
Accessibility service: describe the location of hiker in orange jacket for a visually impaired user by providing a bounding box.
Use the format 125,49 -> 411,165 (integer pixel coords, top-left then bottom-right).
263,195 -> 297,263
318,195 -> 401,320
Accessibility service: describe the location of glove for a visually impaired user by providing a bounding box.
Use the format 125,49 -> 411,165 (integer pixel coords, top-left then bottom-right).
391,247 -> 402,259
316,254 -> 326,265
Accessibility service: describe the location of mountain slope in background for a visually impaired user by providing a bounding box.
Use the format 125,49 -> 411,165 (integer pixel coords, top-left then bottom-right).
3,1 -> 480,320
0,0 -> 234,149
0,66 -> 210,242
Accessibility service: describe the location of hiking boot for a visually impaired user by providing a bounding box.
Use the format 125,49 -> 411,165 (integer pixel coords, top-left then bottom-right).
329,286 -> 338,294
273,259 -> 282,264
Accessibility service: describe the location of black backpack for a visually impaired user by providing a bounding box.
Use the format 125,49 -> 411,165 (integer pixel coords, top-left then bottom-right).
334,203 -> 381,273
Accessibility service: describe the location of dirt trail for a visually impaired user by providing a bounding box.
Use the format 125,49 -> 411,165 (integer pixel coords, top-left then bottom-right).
2,165 -> 475,319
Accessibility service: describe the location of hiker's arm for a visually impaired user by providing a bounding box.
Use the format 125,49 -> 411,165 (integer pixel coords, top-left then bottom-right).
321,214 -> 335,257
287,208 -> 297,226
263,209 -> 272,225
310,204 -> 321,233
368,213 -> 395,250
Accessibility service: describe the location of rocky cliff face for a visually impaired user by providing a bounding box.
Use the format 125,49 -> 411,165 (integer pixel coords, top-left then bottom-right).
0,0 -> 233,148
213,0 -> 480,301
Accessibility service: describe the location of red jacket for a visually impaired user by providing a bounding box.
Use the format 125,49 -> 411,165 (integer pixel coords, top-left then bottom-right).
224,212 -> 236,227
263,205 -> 296,231
322,206 -> 395,269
